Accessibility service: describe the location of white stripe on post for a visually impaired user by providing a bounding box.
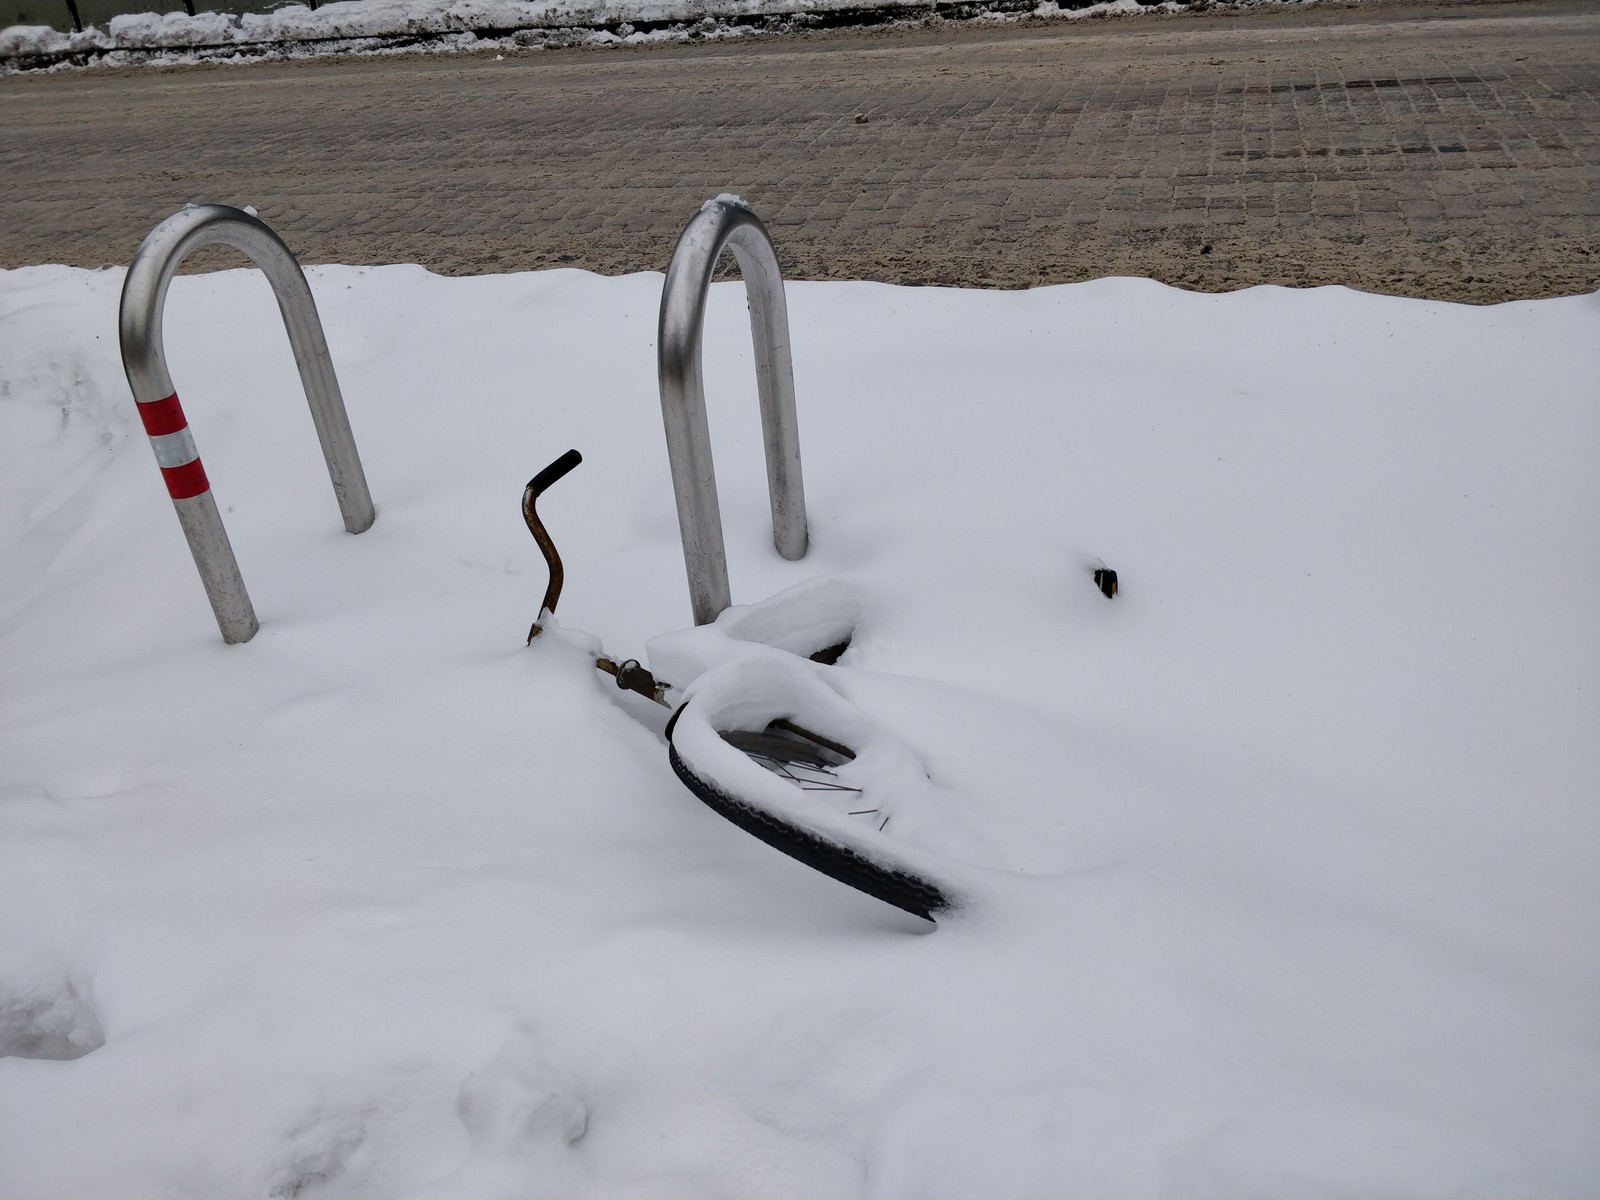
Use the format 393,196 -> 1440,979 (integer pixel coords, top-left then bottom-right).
148,427 -> 200,469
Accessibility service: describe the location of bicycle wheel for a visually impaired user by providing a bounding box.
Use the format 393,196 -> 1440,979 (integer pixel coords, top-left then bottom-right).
665,657 -> 957,922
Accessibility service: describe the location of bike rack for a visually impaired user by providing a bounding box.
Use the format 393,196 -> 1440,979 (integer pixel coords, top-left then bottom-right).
658,196 -> 808,627
119,204 -> 375,644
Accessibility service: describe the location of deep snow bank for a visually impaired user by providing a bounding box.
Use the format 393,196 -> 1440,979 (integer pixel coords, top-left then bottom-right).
1,263 -> 1596,1197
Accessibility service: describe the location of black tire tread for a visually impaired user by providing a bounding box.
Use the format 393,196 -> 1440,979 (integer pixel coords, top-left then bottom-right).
669,744 -> 949,921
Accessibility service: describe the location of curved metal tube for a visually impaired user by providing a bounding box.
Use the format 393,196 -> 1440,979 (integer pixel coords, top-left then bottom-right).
522,448 -> 583,643
118,204 -> 374,643
658,197 -> 808,626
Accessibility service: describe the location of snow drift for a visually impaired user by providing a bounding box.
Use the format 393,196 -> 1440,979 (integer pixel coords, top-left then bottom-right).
1,261 -> 1596,1196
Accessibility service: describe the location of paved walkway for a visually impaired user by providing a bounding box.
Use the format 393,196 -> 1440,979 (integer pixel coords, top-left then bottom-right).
2,0 -> 1596,301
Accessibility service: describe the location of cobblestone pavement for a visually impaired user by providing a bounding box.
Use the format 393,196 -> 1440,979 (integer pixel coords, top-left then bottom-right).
2,0 -> 1596,301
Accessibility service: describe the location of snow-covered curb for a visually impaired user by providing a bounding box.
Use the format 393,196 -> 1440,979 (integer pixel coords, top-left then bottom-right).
2,0 -> 1217,71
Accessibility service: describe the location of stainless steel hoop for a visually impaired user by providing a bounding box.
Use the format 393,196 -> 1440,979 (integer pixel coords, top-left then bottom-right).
119,204 -> 374,644
657,196 -> 809,627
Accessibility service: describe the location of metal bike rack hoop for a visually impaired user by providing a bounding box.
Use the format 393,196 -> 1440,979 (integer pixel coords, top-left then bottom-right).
658,196 -> 808,627
119,204 -> 375,644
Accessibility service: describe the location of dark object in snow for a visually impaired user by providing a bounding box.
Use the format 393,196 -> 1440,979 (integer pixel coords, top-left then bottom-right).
1094,567 -> 1118,599
667,713 -> 950,923
523,448 -> 583,642
854,112 -> 869,123
1200,244 -> 1213,255
598,656 -> 670,704
809,641 -> 849,665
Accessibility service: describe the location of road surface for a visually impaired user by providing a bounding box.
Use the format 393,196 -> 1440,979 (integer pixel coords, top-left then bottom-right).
2,0 -> 1596,300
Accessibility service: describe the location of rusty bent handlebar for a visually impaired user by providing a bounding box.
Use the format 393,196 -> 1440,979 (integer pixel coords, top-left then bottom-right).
522,448 -> 583,644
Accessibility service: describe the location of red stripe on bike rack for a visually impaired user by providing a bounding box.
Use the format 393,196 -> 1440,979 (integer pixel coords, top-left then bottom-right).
160,457 -> 210,500
137,393 -> 189,438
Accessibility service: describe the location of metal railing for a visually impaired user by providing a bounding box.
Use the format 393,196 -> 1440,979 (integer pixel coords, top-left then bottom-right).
657,196 -> 809,626
119,204 -> 374,644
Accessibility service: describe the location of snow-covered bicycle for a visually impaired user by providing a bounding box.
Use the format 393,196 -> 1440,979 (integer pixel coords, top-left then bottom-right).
523,448 -> 959,922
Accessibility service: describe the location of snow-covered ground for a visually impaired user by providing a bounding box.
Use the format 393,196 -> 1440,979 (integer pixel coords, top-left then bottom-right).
2,255 -> 1596,1197
0,0 -> 1194,69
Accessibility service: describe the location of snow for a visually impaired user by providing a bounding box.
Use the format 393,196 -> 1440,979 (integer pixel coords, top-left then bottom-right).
1,0 -> 1185,68
1,257 -> 1596,1197
705,192 -> 750,213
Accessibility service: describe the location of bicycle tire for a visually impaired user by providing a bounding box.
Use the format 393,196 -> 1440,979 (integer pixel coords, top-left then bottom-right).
667,723 -> 952,922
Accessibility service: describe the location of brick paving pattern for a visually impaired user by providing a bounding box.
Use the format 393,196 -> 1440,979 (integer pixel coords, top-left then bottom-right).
2,0 -> 1596,301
